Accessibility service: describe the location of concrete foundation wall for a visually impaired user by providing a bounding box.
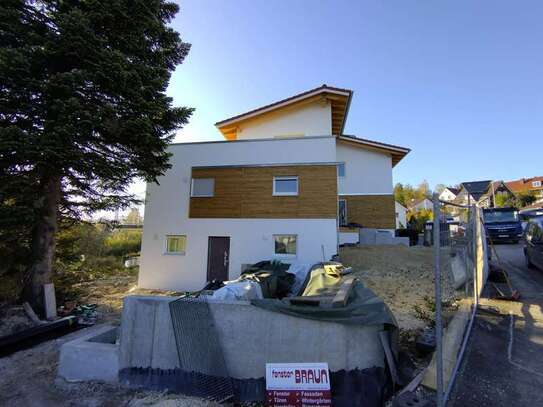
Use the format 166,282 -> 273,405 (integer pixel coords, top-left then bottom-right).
119,296 -> 385,379
58,325 -> 119,383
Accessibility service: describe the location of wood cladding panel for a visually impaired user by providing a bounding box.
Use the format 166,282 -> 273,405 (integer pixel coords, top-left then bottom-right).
341,195 -> 395,229
190,165 -> 337,219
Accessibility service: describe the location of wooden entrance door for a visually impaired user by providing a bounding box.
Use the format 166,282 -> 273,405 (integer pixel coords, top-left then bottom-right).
207,237 -> 230,282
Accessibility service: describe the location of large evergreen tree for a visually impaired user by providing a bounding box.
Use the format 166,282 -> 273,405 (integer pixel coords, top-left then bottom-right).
0,0 -> 192,313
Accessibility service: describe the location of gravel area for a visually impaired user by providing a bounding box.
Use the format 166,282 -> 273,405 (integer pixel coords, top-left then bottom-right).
340,244 -> 458,333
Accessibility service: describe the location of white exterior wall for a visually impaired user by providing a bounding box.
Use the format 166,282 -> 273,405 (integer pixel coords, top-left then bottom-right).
235,101 -> 332,140
439,189 -> 457,202
139,137 -> 338,291
336,142 -> 393,195
395,201 -> 407,229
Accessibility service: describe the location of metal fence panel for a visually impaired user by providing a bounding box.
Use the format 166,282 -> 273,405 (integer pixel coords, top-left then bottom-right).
169,296 -> 234,402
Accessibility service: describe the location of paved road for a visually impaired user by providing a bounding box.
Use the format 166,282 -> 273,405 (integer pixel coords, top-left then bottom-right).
448,243 -> 543,406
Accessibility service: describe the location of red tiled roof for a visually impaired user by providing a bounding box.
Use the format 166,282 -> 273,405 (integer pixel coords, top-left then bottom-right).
506,177 -> 543,193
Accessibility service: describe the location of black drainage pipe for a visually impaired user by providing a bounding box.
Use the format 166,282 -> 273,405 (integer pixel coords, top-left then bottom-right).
0,316 -> 80,357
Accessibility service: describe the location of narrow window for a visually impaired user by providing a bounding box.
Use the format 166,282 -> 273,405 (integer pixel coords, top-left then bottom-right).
337,163 -> 346,177
274,234 -> 297,256
273,176 -> 298,196
191,178 -> 215,197
338,199 -> 347,226
165,235 -> 187,254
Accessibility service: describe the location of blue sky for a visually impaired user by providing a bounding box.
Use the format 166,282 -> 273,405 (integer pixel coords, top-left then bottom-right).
162,0 -> 542,192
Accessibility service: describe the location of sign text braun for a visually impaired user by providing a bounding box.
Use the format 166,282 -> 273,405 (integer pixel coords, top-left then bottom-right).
266,363 -> 332,407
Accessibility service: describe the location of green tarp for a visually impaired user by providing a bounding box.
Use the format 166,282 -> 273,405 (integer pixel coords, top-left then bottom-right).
251,263 -> 398,328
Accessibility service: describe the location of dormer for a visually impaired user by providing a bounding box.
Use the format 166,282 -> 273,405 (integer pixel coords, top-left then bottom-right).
215,85 -> 352,140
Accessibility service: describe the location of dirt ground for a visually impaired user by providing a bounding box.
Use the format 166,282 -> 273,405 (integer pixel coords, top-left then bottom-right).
0,271 -> 221,407
0,328 -> 223,407
340,244 -> 458,335
0,245 -> 459,406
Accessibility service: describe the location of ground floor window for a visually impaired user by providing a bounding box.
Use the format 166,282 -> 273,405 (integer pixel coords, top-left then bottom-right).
274,234 -> 297,256
165,235 -> 187,254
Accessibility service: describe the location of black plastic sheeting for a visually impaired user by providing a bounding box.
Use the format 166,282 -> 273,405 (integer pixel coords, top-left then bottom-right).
119,366 -> 390,407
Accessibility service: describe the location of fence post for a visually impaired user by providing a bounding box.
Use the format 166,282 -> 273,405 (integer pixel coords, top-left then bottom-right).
473,206 -> 479,307
433,194 -> 444,407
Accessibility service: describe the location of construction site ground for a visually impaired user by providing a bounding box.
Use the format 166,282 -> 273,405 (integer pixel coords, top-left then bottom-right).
0,244 -> 458,406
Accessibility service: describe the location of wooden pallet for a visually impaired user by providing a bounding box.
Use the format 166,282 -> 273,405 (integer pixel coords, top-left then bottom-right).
287,277 -> 357,308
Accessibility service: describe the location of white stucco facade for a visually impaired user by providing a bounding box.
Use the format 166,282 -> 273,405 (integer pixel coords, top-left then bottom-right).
439,188 -> 457,202
336,142 -> 394,195
139,86 -> 408,291
235,101 -> 332,140
139,137 -> 339,291
395,201 -> 407,229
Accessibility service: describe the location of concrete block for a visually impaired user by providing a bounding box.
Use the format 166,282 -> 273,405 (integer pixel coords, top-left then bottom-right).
44,283 -> 57,320
375,230 -> 394,245
339,232 -> 359,245
58,325 -> 119,383
359,229 -> 377,245
422,300 -> 471,390
119,295 -> 385,380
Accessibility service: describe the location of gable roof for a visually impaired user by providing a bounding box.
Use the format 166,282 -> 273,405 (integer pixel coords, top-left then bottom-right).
506,176 -> 543,193
215,85 -> 352,140
337,134 -> 410,167
445,187 -> 460,195
460,180 -> 492,200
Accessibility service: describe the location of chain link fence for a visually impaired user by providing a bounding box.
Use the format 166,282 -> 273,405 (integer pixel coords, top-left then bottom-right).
426,195 -> 488,406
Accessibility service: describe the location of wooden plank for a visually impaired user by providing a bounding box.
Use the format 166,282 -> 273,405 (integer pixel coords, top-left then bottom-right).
379,331 -> 401,388
332,277 -> 356,308
43,283 -> 57,320
288,296 -> 333,307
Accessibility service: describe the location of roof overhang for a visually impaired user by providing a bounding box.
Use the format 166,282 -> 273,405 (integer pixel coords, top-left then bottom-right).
215,85 -> 352,140
337,135 -> 410,167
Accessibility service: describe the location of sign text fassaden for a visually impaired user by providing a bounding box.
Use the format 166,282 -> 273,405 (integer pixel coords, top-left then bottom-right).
266,363 -> 332,407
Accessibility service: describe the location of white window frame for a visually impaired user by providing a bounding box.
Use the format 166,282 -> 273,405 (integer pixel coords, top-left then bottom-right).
273,176 -> 299,196
273,234 -> 298,257
337,162 -> 346,178
164,235 -> 187,255
532,180 -> 542,188
191,178 -> 215,197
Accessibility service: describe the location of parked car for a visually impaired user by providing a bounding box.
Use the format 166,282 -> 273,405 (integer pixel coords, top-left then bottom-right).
519,208 -> 543,231
524,217 -> 543,271
483,207 -> 523,244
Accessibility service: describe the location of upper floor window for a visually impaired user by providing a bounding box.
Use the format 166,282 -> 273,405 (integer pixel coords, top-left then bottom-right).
273,176 -> 298,196
191,178 -> 215,197
532,180 -> 542,188
337,163 -> 346,177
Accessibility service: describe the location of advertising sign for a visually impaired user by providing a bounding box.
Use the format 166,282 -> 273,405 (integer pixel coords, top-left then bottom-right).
265,363 -> 332,407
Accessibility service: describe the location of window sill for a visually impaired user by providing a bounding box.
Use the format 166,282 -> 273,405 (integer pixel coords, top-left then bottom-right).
272,193 -> 298,197
163,252 -> 186,256
273,254 -> 297,259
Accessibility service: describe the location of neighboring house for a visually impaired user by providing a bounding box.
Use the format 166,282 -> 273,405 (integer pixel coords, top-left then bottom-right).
139,85 -> 410,291
395,201 -> 407,229
455,180 -> 492,206
506,177 -> 543,202
455,180 -> 515,208
439,187 -> 459,202
407,197 -> 433,212
478,181 -> 515,208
